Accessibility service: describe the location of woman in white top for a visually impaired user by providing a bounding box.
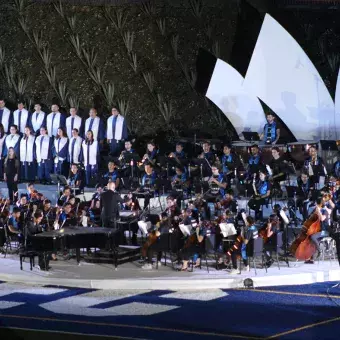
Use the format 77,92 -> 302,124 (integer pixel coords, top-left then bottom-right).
82,130 -> 99,186
54,127 -> 69,177
20,126 -> 36,182
0,123 -> 7,180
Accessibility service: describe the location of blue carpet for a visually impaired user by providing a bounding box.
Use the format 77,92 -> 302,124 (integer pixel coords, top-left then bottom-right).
0,281 -> 340,339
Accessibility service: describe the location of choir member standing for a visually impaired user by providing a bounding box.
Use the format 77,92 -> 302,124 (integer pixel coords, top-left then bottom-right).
35,126 -> 53,184
68,128 -> 83,165
12,100 -> 30,135
82,130 -> 99,186
4,147 -> 20,203
66,107 -> 83,139
0,98 -> 11,133
54,127 -> 69,177
46,104 -> 66,138
4,125 -> 21,158
106,106 -> 128,156
20,126 -> 36,182
84,108 -> 105,143
29,103 -> 46,136
0,123 -> 6,180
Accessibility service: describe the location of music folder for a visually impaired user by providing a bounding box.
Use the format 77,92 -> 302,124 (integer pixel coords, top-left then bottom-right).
219,223 -> 237,238
179,223 -> 192,237
137,220 -> 151,236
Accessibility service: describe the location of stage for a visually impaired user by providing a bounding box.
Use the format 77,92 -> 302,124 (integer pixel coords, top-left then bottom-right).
1,252 -> 339,291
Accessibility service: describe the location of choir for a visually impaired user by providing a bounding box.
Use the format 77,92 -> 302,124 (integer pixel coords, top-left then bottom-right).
0,100 -> 128,191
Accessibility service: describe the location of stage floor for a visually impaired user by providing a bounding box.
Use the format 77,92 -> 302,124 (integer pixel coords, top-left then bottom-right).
1,252 -> 339,291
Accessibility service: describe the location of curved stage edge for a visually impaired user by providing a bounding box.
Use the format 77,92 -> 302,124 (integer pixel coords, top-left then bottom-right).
1,255 -> 340,290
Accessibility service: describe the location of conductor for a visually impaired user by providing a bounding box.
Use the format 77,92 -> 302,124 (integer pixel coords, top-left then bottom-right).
100,181 -> 123,228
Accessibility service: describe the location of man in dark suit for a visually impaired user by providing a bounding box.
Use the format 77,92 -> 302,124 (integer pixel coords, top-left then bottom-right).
100,181 -> 123,228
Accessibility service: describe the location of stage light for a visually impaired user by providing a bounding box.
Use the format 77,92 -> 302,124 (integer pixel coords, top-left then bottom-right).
243,278 -> 254,289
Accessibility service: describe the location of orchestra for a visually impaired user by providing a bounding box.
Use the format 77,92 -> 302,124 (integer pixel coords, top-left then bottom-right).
0,102 -> 338,276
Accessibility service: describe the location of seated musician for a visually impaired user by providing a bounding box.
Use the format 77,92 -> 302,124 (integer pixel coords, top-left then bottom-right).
248,170 -> 271,220
215,209 -> 236,268
140,161 -> 158,209
119,140 -> 138,177
171,165 -> 189,205
328,175 -> 340,220
247,144 -> 264,180
261,214 -> 280,268
309,195 -> 335,262
88,199 -> 101,226
304,145 -> 326,186
295,172 -> 314,220
120,195 -> 140,245
169,142 -> 187,166
42,199 -> 56,230
141,196 -> 180,270
230,216 -> 258,274
8,207 -> 23,243
205,165 -> 227,202
16,194 -> 28,210
26,182 -> 36,201
268,147 -> 287,197
220,144 -> 240,177
178,217 -> 207,271
90,183 -> 103,209
59,186 -> 72,205
55,203 -> 78,228
198,141 -> 215,177
260,113 -> 280,145
102,160 -> 120,188
221,189 -> 238,214
142,141 -> 159,166
27,210 -> 51,271
68,163 -> 84,195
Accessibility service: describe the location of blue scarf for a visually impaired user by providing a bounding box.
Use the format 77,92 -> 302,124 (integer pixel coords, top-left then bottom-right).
249,154 -> 260,165
258,181 -> 269,195
221,154 -> 232,173
264,122 -> 276,142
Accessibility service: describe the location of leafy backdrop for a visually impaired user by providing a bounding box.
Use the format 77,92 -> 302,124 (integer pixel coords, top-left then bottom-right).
0,0 -> 239,139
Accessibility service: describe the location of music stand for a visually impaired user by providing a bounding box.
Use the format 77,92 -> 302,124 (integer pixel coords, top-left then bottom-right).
50,174 -> 68,198
242,131 -> 260,142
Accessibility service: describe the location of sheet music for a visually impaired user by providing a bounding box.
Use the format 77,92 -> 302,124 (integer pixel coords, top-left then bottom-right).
219,223 -> 237,238
138,220 -> 150,236
179,223 -> 192,237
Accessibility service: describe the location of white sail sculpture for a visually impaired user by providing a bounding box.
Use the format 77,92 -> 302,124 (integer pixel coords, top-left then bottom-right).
206,58 -> 266,137
243,14 -> 338,141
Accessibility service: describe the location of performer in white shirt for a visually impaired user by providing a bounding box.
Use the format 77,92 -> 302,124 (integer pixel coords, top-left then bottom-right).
68,128 -> 83,165
20,126 -> 36,182
53,127 -> 69,177
84,108 -> 105,142
0,123 -> 7,179
0,98 -> 12,133
4,125 -> 21,158
82,130 -> 99,186
46,104 -> 66,138
65,107 -> 83,139
12,100 -> 30,135
29,103 -> 46,136
35,126 -> 53,184
106,106 -> 128,156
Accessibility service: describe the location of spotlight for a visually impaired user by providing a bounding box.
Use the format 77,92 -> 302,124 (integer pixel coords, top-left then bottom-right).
243,278 -> 254,289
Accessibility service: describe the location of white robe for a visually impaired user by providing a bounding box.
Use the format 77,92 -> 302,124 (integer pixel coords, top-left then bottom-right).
46,112 -> 62,137
85,117 -> 100,140
66,115 -> 82,138
13,108 -> 29,134
106,114 -> 124,140
35,135 -> 50,162
0,134 -> 6,157
31,111 -> 46,133
82,140 -> 98,166
20,135 -> 35,163
0,107 -> 11,132
68,136 -> 83,164
54,137 -> 68,163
